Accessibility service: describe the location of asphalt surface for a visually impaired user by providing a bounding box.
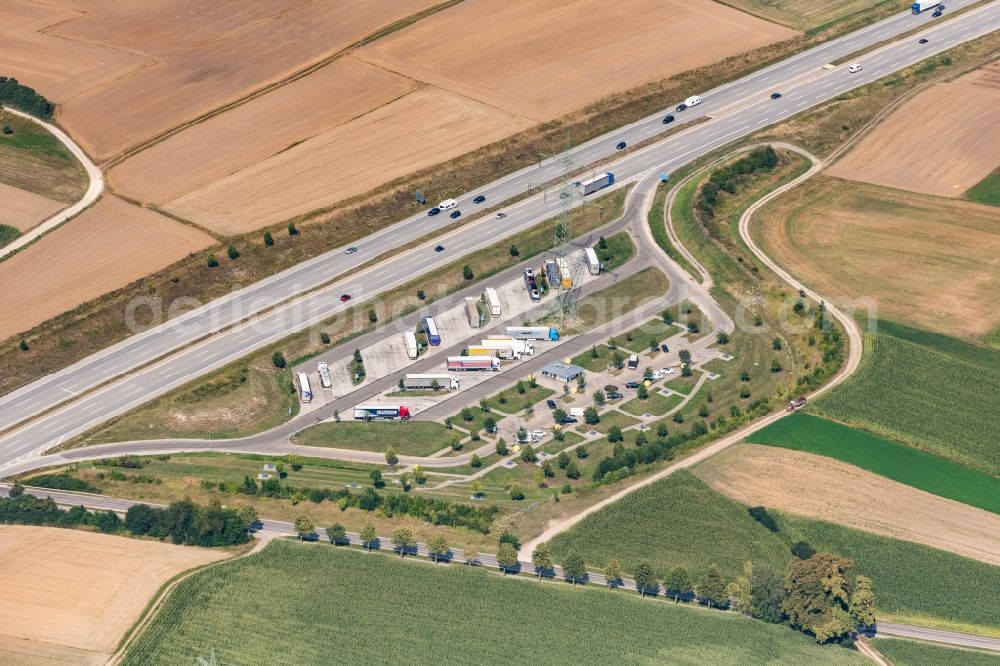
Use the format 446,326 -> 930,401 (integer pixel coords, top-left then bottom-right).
3,481 -> 998,654
1,1 -> 997,473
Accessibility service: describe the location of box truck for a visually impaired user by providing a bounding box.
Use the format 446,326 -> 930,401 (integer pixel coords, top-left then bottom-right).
317,362 -> 332,389
404,374 -> 459,390
354,405 -> 411,420
505,326 -> 560,341
578,172 -> 615,196
423,316 -> 441,346
447,356 -> 500,371
484,288 -> 501,317
556,257 -> 573,289
403,331 -> 418,360
584,247 -> 601,275
297,372 -> 313,403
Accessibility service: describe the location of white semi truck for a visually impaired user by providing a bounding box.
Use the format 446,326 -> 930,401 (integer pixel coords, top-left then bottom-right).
578,172 -> 615,195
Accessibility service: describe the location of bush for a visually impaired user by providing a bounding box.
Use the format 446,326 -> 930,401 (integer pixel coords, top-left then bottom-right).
463,265 -> 474,280
791,541 -> 816,560
227,245 -> 240,260
272,351 -> 286,369
263,231 -> 274,246
287,222 -> 299,235
206,254 -> 219,268
748,506 -> 779,532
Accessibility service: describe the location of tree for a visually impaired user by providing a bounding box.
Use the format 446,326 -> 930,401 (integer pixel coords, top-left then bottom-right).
583,406 -> 600,425
227,244 -> 240,260
531,542 -> 553,578
576,372 -> 586,392
412,465 -> 426,485
726,562 -> 753,615
678,349 -> 692,364
470,453 -> 482,468
495,438 -> 509,456
385,447 -> 398,465
553,408 -> 567,423
771,358 -> 782,373
509,244 -> 519,258
556,451 -> 571,469
263,231 -> 274,246
293,515 -> 314,540
464,548 -> 480,566
633,562 -> 657,597
323,523 -> 345,544
18,339 -> 28,352
772,336 -> 782,350
392,528 -> 416,557
643,366 -> 653,380
416,289 -> 426,300
427,535 -> 450,563
607,426 -> 623,443
681,364 -> 693,378
238,505 -> 258,530
716,331 -> 729,344
520,444 -> 537,463
450,436 -> 463,451
750,565 -> 786,623
462,264 -> 474,280
662,310 -> 674,324
697,566 -> 727,609
206,254 -> 219,268
368,309 -> 378,325
287,221 -> 299,235
664,566 -> 692,602
850,576 -> 876,629
649,338 -> 658,352
461,406 -> 474,422
508,483 -> 525,500
271,351 -> 286,369
496,543 -> 518,573
564,460 -> 580,479
593,389 -> 605,406
782,553 -> 857,643
562,551 -> 586,584
369,469 -> 384,487
575,445 -> 588,459
604,559 -> 623,587
636,384 -> 649,400
687,320 -> 699,334
634,431 -> 647,447
656,422 -> 669,438
470,479 -> 485,498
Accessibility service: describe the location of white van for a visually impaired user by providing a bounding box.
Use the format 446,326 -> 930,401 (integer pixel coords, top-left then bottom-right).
847,63 -> 862,73
438,198 -> 458,210
684,95 -> 703,107
627,354 -> 640,370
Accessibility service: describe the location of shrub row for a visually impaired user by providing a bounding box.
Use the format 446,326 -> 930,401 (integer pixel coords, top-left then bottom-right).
0,77 -> 54,119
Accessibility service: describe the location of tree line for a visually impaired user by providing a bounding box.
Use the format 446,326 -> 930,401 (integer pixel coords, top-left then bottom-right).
0,78 -> 54,120
0,484 -> 250,547
695,146 -> 779,226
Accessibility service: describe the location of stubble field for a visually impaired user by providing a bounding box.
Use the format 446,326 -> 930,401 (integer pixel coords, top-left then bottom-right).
0,182 -> 63,233
0,525 -> 227,666
827,62 -> 1000,197
0,196 -> 215,340
695,443 -> 1000,565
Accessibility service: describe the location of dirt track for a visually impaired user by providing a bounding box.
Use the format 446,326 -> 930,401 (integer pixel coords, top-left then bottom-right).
827,62 -> 1000,196
0,525 -> 226,664
0,195 -> 214,340
697,444 -> 1000,566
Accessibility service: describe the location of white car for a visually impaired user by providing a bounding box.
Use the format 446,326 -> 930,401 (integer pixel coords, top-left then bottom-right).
848,63 -> 862,73
660,367 -> 675,375
531,429 -> 547,439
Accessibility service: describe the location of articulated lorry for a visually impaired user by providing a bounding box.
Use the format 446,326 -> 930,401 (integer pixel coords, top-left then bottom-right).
403,331 -> 418,360
484,288 -> 501,317
578,172 -> 615,196
404,374 -> 459,390
505,326 -> 560,341
911,0 -> 941,11
468,345 -> 517,360
447,356 -> 501,371
423,316 -> 441,346
468,339 -> 534,359
354,404 -> 411,420
584,247 -> 601,275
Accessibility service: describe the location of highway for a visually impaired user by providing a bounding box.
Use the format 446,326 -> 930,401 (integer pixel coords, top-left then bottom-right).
4,481 -> 999,655
0,1 -> 997,473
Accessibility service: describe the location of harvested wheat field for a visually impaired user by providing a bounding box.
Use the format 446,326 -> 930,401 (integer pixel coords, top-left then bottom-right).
0,0 -> 149,105
109,57 -> 417,205
0,183 -> 64,232
828,62 -> 1000,196
50,0 -> 442,161
357,0 -> 796,122
167,87 -> 533,234
0,525 -> 227,665
0,195 -> 214,340
756,176 -> 1000,339
695,444 -> 1000,566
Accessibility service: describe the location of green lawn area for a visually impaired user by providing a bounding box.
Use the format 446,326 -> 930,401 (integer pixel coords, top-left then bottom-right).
965,166 -> 1000,207
593,231 -> 636,271
620,391 -> 685,417
873,638 -> 1000,666
615,318 -> 676,353
662,372 -> 699,395
747,413 -> 1000,515
774,512 -> 1000,635
482,384 -> 555,415
585,409 -> 641,434
810,332 -> 1000,476
560,267 -> 669,335
292,421 -> 452,456
571,344 -> 621,372
0,224 -> 20,248
122,539 -> 869,666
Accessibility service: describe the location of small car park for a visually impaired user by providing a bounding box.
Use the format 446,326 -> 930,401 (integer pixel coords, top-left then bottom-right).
450,210 -> 461,219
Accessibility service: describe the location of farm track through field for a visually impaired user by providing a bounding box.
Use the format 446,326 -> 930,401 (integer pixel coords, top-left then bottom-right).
0,109 -> 103,261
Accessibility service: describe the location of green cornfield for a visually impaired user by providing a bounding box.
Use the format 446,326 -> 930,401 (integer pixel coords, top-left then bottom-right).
873,638 -> 1000,666
811,333 -> 1000,476
123,539 -> 868,665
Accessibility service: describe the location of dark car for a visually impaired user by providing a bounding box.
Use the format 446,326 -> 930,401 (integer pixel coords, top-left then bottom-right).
918,37 -> 929,44
473,195 -> 486,204
546,399 -> 557,410
660,343 -> 669,353
932,9 -> 942,15
616,141 -> 627,150
770,92 -> 782,100
345,246 -> 358,255
675,103 -> 687,112
662,114 -> 675,124
434,245 -> 445,252
339,294 -> 351,302
607,392 -> 624,400
450,210 -> 461,219
427,207 -> 441,216
625,381 -> 640,389
560,416 -> 578,424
